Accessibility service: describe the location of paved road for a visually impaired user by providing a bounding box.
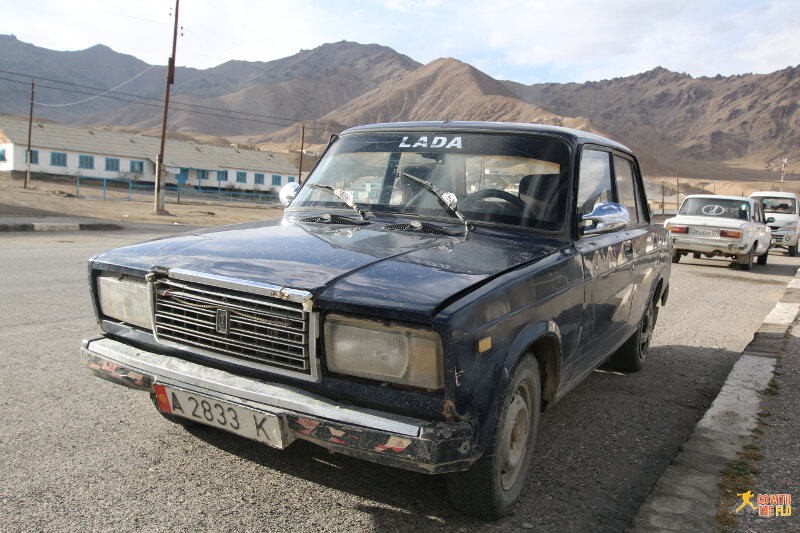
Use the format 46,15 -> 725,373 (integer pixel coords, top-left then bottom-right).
0,229 -> 796,532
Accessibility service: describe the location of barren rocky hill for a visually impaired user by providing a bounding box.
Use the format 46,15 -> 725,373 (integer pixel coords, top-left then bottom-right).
1,34 -> 797,181
260,58 -> 601,146
504,66 -> 800,179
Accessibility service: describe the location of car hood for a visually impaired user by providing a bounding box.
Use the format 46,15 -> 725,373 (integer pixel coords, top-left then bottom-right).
765,213 -> 799,226
666,215 -> 748,229
91,218 -> 558,322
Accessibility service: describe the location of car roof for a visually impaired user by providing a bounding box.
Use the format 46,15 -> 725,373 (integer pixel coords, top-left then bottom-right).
341,121 -> 632,152
684,194 -> 753,204
750,191 -> 798,199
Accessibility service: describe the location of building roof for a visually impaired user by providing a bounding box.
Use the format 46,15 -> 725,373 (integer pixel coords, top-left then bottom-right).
0,116 -> 298,175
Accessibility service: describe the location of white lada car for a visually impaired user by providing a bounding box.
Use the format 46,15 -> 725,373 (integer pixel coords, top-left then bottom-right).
749,191 -> 800,257
665,194 -> 771,269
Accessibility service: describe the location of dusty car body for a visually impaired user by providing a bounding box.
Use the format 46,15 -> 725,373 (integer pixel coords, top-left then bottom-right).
666,194 -> 772,269
81,121 -> 671,519
749,191 -> 800,256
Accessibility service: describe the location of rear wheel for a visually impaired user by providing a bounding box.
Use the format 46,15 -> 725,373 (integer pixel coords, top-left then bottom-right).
672,251 -> 681,263
608,296 -> 656,372
447,357 -> 541,520
757,246 -> 769,265
693,252 -> 701,259
738,246 -> 755,270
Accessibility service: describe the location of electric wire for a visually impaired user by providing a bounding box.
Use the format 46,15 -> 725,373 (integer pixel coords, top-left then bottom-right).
0,68 -> 349,130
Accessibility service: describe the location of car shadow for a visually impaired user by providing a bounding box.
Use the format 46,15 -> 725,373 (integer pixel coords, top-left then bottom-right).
173,344 -> 741,532
677,257 -> 798,278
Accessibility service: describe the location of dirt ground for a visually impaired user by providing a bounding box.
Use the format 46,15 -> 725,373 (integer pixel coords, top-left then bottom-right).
0,173 -> 284,226
1,173 -> 797,226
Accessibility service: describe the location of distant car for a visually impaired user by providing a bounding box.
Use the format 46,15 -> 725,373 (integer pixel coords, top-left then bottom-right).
665,194 -> 771,269
749,191 -> 799,257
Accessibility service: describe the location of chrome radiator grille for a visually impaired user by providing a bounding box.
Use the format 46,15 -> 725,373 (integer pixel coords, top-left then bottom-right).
152,276 -> 316,379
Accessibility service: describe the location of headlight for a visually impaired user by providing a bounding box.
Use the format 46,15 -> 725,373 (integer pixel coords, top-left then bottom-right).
96,272 -> 151,329
324,314 -> 443,390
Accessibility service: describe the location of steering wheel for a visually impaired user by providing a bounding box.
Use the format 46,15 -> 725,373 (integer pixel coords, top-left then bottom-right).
461,189 -> 526,214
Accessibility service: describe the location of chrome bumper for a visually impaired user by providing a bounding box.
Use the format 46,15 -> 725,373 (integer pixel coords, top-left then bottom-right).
770,230 -> 797,246
81,336 -> 473,473
671,235 -> 748,256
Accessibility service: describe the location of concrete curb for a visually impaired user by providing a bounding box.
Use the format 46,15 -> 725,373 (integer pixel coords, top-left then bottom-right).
0,222 -> 123,232
628,268 -> 800,532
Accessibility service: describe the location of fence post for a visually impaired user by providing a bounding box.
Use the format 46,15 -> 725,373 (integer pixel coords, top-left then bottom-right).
76,176 -> 81,198
103,178 -> 107,200
128,179 -> 132,201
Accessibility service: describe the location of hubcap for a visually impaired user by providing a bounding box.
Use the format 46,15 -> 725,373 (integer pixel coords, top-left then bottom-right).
500,381 -> 533,491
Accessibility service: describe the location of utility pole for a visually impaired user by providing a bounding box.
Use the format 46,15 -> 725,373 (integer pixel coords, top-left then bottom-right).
297,123 -> 305,183
25,80 -> 34,189
780,157 -> 787,192
154,0 -> 180,215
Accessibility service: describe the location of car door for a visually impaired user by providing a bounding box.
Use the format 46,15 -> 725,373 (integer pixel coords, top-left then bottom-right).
754,202 -> 772,254
612,154 -> 659,330
571,148 -> 635,377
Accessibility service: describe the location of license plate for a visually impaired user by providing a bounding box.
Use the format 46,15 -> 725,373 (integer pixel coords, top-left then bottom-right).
154,385 -> 291,449
689,227 -> 718,237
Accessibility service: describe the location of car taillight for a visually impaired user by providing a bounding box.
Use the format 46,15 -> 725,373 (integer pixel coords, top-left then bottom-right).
667,225 -> 687,234
720,230 -> 741,239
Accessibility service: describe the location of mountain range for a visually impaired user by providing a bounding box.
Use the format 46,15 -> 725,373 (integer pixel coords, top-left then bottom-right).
1,33 -> 797,181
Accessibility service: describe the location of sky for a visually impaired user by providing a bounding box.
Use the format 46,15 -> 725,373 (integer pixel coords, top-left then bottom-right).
2,0 -> 799,85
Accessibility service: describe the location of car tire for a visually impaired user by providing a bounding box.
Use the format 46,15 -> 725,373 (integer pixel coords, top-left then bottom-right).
693,252 -> 701,259
738,246 -> 755,270
757,247 -> 769,265
446,356 -> 541,521
608,296 -> 656,372
790,244 -> 799,257
672,251 -> 681,264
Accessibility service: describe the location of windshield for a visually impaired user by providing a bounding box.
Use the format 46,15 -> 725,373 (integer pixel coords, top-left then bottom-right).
679,197 -> 751,219
752,196 -> 797,214
290,132 -> 572,231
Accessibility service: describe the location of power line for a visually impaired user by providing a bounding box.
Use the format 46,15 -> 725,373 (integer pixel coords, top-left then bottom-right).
0,68 -> 350,131
35,66 -> 156,107
0,75 -> 344,136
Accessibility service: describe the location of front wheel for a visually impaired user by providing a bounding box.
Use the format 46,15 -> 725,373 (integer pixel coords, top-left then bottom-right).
790,244 -> 799,257
446,357 -> 541,520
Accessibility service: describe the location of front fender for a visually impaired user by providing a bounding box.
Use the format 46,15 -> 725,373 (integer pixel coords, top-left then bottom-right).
470,321 -> 563,459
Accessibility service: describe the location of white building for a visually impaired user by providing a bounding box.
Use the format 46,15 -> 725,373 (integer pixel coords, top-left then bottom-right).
0,116 -> 298,192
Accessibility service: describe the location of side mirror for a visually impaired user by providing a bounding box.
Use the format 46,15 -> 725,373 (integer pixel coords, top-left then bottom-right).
279,182 -> 301,207
767,217 -> 775,223
581,202 -> 630,236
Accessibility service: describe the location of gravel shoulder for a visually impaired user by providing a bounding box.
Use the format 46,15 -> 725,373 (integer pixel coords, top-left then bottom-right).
0,173 -> 283,227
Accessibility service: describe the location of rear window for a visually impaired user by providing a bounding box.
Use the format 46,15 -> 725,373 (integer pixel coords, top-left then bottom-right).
679,198 -> 751,220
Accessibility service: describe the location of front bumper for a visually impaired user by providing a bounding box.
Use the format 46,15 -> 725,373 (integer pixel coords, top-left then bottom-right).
81,336 -> 474,474
671,235 -> 749,256
769,229 -> 798,247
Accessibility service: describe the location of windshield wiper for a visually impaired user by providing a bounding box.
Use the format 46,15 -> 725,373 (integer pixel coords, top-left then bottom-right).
402,172 -> 472,234
307,184 -> 368,221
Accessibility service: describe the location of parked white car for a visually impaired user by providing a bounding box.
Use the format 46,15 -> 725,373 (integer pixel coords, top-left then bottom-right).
665,194 -> 772,270
749,191 -> 799,257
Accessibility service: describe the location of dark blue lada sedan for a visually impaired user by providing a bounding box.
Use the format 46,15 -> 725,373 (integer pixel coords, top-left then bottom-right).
82,121 -> 670,519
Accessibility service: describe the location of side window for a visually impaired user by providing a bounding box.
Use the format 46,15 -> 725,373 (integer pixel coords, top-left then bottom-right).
577,149 -> 613,215
613,155 -> 639,223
